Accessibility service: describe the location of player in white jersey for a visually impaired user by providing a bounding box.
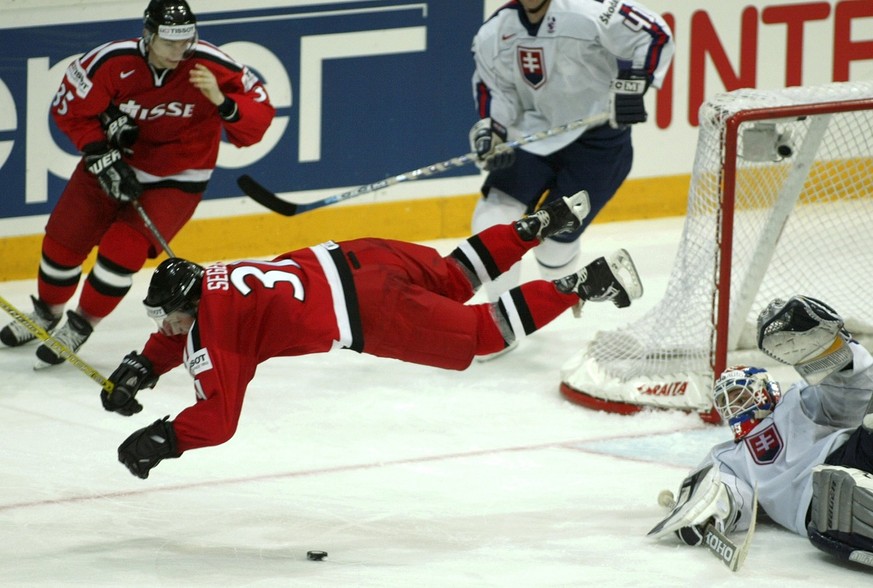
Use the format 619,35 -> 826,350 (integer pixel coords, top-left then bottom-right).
468,0 -> 673,313
649,295 -> 873,568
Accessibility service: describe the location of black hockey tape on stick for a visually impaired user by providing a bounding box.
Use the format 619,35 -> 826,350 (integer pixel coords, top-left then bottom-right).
0,295 -> 114,393
237,174 -> 298,216
238,112 -> 610,217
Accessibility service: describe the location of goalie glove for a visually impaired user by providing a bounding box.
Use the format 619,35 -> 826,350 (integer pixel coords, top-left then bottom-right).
103,351 -> 158,416
609,70 -> 650,127
99,103 -> 139,155
648,465 -> 740,544
757,295 -> 853,385
469,117 -> 514,171
83,142 -> 143,203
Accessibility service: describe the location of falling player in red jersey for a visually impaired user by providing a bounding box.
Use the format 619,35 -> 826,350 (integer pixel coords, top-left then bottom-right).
0,0 -> 274,368
99,191 -> 643,479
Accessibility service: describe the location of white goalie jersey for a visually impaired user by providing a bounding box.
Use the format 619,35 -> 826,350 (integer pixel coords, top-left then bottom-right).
472,0 -> 673,155
701,343 -> 873,535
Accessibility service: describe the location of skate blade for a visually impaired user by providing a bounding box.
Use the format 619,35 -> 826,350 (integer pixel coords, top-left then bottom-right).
607,248 -> 643,302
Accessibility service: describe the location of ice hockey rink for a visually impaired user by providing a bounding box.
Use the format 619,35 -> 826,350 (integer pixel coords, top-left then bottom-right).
1,214 -> 870,587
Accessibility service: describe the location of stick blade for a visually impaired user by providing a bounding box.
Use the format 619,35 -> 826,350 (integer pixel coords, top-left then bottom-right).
237,175 -> 298,216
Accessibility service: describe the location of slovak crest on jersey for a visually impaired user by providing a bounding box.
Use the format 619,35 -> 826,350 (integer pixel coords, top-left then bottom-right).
743,423 -> 784,464
517,47 -> 546,89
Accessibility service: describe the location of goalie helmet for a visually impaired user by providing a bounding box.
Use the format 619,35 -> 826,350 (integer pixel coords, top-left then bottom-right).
712,366 -> 782,442
143,0 -> 198,56
143,258 -> 204,327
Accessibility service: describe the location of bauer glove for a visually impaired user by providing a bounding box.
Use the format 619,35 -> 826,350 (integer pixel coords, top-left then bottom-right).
84,142 -> 143,203
103,351 -> 158,416
99,103 -> 139,155
118,416 -> 180,479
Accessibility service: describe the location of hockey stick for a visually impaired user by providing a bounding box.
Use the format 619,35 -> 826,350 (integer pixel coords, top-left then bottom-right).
658,483 -> 758,572
0,295 -> 114,393
703,484 -> 758,571
131,199 -> 175,257
238,112 -> 610,217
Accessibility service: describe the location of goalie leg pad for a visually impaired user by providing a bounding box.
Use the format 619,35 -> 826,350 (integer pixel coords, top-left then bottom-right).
808,465 -> 873,564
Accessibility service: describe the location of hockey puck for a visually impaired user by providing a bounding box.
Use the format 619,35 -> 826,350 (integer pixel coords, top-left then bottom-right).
307,550 -> 327,561
658,489 -> 676,509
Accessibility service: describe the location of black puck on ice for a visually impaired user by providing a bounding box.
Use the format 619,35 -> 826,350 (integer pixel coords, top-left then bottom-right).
307,550 -> 327,561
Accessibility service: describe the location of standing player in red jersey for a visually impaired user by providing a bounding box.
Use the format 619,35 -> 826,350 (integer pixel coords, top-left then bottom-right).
0,0 -> 275,367
97,191 -> 643,479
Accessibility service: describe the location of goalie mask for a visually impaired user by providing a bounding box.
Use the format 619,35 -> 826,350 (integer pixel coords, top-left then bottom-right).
143,0 -> 198,58
143,258 -> 204,330
713,366 -> 782,442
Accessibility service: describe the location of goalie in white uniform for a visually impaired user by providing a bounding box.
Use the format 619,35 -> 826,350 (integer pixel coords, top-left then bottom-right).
468,0 -> 673,308
649,295 -> 873,568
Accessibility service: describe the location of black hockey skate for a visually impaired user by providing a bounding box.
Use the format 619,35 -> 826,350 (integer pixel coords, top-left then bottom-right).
515,190 -> 591,241
33,309 -> 93,369
0,296 -> 61,347
555,249 -> 643,308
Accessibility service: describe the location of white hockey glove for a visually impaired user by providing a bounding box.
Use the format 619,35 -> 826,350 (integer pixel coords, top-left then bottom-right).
648,465 -> 739,545
609,70 -> 649,127
469,117 -> 514,171
757,295 -> 853,385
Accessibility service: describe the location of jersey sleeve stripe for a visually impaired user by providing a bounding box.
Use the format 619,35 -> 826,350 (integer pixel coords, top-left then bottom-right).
310,243 -> 364,353
78,39 -> 140,76
192,41 -> 244,72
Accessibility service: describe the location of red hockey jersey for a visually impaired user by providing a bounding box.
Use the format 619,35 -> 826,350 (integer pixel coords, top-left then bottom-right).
143,242 -> 362,452
52,37 -> 274,181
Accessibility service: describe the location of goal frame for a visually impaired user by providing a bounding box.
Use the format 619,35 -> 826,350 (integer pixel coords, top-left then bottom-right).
560,85 -> 873,424
714,98 -> 873,380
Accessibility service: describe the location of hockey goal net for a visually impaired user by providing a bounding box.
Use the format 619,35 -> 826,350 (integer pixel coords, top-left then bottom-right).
560,80 -> 873,423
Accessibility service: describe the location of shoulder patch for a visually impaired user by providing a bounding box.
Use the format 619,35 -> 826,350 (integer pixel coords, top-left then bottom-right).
186,347 -> 213,376
66,60 -> 93,99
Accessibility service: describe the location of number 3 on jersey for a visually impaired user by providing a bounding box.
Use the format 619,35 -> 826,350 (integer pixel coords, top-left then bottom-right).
230,259 -> 305,301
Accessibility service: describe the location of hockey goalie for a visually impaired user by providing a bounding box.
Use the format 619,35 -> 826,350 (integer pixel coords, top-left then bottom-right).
648,296 -> 873,571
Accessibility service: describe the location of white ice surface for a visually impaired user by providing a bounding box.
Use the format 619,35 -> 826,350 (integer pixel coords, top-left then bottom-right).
0,216 -> 869,587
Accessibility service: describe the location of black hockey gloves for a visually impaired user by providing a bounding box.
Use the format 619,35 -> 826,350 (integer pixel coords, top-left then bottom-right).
99,103 -> 139,155
103,351 -> 158,416
118,416 -> 180,479
84,142 -> 143,203
609,70 -> 650,127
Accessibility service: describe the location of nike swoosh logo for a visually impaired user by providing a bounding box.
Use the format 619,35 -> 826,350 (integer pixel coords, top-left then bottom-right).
120,70 -> 135,79
502,33 -> 516,41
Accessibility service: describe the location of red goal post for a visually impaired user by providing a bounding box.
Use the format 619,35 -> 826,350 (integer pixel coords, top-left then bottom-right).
560,81 -> 873,423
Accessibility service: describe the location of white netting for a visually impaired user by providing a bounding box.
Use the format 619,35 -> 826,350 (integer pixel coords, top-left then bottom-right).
562,81 -> 873,414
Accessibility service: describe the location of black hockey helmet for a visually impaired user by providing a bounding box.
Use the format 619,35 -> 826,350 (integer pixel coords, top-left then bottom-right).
143,0 -> 198,54
143,258 -> 204,323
